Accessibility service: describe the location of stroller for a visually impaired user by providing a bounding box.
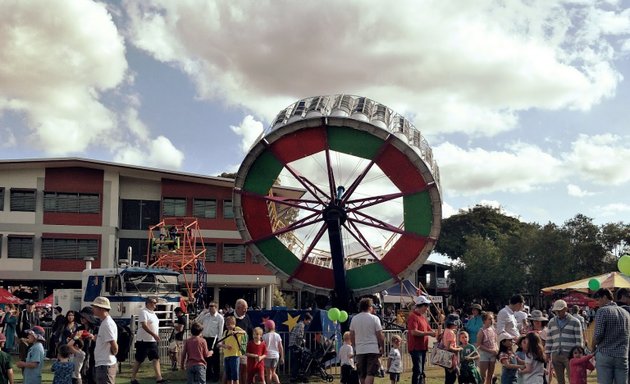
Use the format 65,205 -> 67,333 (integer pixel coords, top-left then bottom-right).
297,334 -> 337,382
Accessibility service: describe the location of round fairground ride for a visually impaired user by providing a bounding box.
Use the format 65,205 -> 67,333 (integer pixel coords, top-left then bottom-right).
234,95 -> 441,308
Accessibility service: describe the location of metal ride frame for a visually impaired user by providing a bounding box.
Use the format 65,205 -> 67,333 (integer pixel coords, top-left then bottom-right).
146,217 -> 207,309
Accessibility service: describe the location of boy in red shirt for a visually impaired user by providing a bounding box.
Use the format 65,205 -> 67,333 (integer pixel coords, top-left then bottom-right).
181,322 -> 213,384
246,327 -> 267,384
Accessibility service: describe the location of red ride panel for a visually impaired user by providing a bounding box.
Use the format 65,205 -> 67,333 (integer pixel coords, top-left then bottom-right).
241,195 -> 273,241
270,127 -> 327,164
292,262 -> 335,289
376,144 -> 427,194
380,235 -> 428,275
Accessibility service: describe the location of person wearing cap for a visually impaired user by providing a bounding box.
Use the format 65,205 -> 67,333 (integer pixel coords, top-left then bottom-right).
78,306 -> 98,384
349,297 -> 384,384
496,294 -> 525,341
465,304 -> 483,344
544,299 -> 583,384
16,299 -> 38,364
592,287 -> 630,384
195,300 -> 224,382
0,332 -> 14,384
131,297 -> 166,384
91,296 -> 118,384
407,295 -> 437,384
16,325 -> 46,384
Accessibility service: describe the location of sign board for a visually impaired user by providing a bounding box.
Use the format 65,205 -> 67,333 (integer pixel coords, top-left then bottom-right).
436,278 -> 449,289
428,295 -> 443,303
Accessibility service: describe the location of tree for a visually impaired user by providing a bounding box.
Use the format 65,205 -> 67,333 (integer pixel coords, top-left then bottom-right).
600,222 -> 630,258
563,214 -> 611,277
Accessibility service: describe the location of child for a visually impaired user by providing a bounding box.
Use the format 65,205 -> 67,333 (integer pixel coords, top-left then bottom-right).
181,322 -> 213,384
476,312 -> 498,384
0,333 -> 14,384
517,333 -> 545,384
262,320 -> 283,384
16,326 -> 46,384
339,331 -> 355,384
567,346 -> 594,384
458,331 -> 482,384
515,337 -> 527,384
386,335 -> 403,384
246,327 -> 267,384
220,316 -> 247,384
52,344 -> 75,384
497,332 -> 525,384
67,338 -> 85,384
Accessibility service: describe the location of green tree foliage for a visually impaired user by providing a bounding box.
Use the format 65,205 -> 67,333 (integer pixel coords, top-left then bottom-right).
439,206 -> 628,307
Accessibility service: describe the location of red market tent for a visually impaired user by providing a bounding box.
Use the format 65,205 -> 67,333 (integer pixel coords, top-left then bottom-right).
560,291 -> 598,308
35,294 -> 53,308
0,288 -> 23,305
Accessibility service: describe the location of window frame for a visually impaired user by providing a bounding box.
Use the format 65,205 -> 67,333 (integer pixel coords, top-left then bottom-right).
7,236 -> 34,259
193,198 -> 217,219
162,197 -> 187,217
222,244 -> 245,263
223,199 -> 234,219
10,188 -> 36,212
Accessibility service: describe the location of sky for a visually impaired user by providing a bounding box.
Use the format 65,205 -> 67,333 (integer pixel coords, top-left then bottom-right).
2,0 -> 630,232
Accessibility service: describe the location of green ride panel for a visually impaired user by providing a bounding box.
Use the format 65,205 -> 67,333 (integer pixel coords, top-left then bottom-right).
403,191 -> 433,236
243,150 -> 283,195
327,126 -> 384,159
347,262 -> 390,290
255,237 -> 299,276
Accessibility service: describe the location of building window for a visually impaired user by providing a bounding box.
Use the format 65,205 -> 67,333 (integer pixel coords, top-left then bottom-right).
41,238 -> 98,260
223,244 -> 245,263
223,200 -> 234,219
163,198 -> 186,217
0,187 -> 4,210
10,189 -> 36,212
121,199 -> 160,230
44,192 -> 100,213
197,243 -> 217,262
8,236 -> 34,259
118,238 -> 148,264
193,199 -> 216,219
252,254 -> 260,264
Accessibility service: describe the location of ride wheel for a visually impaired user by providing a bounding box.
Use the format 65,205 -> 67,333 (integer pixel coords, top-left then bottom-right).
234,95 -> 441,297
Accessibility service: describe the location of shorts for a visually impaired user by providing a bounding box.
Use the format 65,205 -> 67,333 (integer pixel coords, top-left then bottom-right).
224,356 -> 240,381
341,364 -> 356,384
355,353 -> 381,378
168,340 -> 183,353
388,372 -> 400,382
135,341 -> 160,362
264,357 -> 279,368
479,350 -> 495,362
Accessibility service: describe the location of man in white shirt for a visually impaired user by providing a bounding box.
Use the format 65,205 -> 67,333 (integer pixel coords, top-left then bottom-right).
195,301 -> 224,382
496,294 -> 525,340
131,297 -> 165,384
91,297 -> 118,384
350,297 -> 384,384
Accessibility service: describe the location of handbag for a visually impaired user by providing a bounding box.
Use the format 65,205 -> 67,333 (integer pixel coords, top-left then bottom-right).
430,341 -> 455,369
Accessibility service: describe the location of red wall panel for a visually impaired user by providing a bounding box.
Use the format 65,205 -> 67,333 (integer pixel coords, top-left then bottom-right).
44,167 -> 104,226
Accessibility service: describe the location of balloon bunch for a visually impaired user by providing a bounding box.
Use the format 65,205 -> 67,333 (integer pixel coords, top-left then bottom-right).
619,254 -> 630,276
327,307 -> 349,323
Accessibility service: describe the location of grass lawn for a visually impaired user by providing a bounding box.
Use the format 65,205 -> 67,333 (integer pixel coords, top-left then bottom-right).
11,361 -> 599,383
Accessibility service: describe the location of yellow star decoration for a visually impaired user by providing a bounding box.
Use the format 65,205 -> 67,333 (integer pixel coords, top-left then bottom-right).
283,313 -> 301,331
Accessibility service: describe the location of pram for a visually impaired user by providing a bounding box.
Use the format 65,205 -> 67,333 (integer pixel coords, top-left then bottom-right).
297,334 -> 337,382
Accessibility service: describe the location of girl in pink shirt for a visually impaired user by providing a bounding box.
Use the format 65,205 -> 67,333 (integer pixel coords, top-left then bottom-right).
567,346 -> 594,384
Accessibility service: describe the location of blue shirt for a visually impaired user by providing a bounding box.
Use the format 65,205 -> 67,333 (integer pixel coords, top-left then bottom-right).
24,342 -> 45,384
465,315 -> 483,344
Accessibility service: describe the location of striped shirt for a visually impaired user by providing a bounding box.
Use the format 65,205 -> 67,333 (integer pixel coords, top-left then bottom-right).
593,301 -> 630,358
544,314 -> 583,356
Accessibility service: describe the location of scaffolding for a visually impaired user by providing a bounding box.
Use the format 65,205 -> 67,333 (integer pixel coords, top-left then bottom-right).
146,217 -> 207,310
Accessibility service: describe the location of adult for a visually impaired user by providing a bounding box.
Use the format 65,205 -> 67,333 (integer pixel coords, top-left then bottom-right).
130,297 -> 165,384
78,306 -> 99,384
349,297 -> 385,384
569,305 -> 586,335
527,310 -> 549,343
17,299 -> 38,363
224,299 -> 253,384
407,295 -> 437,384
168,307 -> 186,371
465,303 -> 483,344
496,294 -> 525,341
48,306 -> 66,358
1,305 -> 17,353
592,288 -> 630,384
544,299 -> 583,384
91,297 -> 118,384
196,301 -> 224,382
288,312 -> 312,382
60,310 -> 79,346
617,287 -> 630,311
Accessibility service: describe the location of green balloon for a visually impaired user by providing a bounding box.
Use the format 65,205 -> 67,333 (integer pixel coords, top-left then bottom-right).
328,308 -> 340,322
588,278 -> 600,291
339,310 -> 349,323
618,255 -> 630,276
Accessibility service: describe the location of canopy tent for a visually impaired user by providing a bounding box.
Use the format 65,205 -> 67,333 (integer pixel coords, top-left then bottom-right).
382,279 -> 420,304
560,291 -> 598,308
0,288 -> 23,305
541,271 -> 630,294
35,294 -> 53,308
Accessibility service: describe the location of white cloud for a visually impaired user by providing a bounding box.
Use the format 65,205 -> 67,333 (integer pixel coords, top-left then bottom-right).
565,134 -> 630,185
122,0 -> 629,137
114,135 -> 184,170
567,184 -> 596,197
0,128 -> 17,148
0,0 -> 128,154
595,202 -> 630,217
230,115 -> 264,154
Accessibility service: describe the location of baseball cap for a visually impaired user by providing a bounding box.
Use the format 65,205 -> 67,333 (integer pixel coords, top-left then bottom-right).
552,299 -> 567,312
497,332 -> 513,343
26,326 -> 46,341
414,295 -> 431,306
